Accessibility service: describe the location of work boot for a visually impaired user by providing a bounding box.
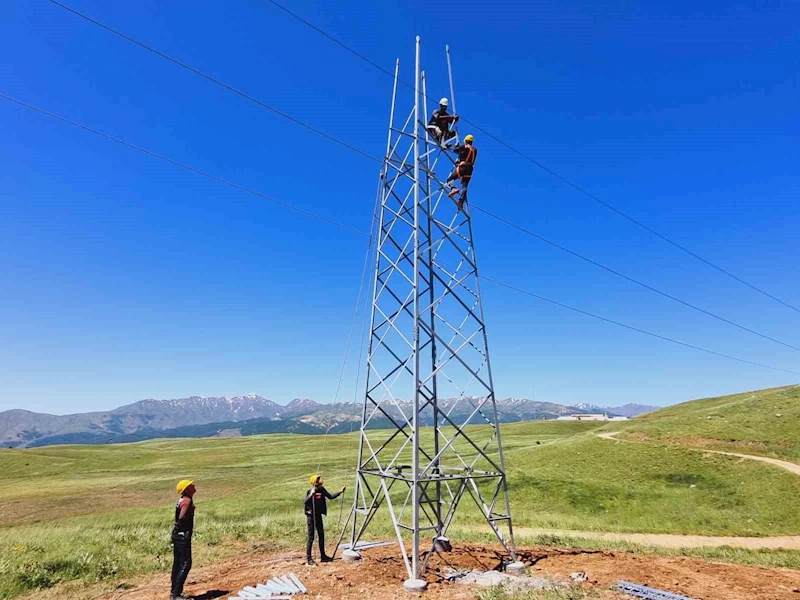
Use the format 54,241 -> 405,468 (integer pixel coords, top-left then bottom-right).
306,558 -> 316,566
448,187 -> 459,199
457,197 -> 465,211
321,555 -> 334,563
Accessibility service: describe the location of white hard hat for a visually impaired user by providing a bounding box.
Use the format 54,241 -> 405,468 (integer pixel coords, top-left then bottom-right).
439,97 -> 448,106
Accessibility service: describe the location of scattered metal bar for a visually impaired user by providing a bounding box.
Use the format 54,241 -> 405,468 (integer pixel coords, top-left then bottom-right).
339,540 -> 395,550
264,580 -> 286,592
280,575 -> 299,593
289,573 -> 307,594
228,573 -> 306,599
269,578 -> 292,593
618,580 -> 696,600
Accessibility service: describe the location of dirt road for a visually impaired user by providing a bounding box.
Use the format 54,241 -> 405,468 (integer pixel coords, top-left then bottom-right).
513,527 -> 800,550
701,449 -> 800,476
597,430 -> 800,478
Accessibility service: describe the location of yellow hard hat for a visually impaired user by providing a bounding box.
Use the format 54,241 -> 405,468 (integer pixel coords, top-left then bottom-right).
176,479 -> 194,494
309,474 -> 320,485
464,134 -> 474,143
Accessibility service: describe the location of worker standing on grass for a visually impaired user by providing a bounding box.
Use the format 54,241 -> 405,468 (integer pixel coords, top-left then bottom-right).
304,474 -> 345,565
446,134 -> 478,210
171,480 -> 196,600
427,97 -> 458,146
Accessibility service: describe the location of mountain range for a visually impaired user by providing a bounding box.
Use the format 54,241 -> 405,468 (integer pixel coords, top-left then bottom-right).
0,395 -> 658,448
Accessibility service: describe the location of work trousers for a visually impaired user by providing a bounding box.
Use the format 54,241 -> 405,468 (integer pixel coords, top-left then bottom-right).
427,125 -> 456,144
306,512 -> 326,560
447,162 -> 473,184
171,532 -> 192,597
447,164 -> 472,200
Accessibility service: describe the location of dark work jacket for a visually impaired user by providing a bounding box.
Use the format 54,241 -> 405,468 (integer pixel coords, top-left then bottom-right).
453,143 -> 477,166
428,108 -> 456,129
173,496 -> 195,536
304,486 -> 341,517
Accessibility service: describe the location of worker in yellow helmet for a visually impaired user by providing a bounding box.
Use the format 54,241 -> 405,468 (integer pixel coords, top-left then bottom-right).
446,134 -> 478,210
304,474 -> 345,565
171,479 -> 196,600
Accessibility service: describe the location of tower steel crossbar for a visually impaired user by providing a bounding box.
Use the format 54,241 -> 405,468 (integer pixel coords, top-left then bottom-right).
336,37 -> 517,584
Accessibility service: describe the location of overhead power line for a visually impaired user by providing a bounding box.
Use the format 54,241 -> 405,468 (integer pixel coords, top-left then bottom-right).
47,0 -> 382,165
479,276 -> 800,377
472,206 -> 800,353
0,95 -> 367,237
44,0 -> 800,355
258,0 -> 800,316
2,94 -> 797,378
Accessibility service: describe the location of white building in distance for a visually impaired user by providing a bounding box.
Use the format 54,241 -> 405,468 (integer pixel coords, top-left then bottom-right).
556,413 -> 629,421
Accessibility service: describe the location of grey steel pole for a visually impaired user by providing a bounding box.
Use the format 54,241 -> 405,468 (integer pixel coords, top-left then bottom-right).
421,70 -> 442,537
446,45 -> 458,127
411,34 -> 422,584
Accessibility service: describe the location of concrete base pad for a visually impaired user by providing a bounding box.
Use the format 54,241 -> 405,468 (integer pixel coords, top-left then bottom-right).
342,549 -> 362,562
505,561 -> 526,575
403,578 -> 428,593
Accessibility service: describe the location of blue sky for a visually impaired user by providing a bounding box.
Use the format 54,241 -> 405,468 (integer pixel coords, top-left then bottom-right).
1,0 -> 798,415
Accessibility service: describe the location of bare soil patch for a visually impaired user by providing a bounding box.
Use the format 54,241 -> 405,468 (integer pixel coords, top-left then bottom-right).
37,542 -> 800,600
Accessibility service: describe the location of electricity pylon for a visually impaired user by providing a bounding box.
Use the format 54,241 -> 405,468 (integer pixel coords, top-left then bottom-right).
338,37 -> 519,589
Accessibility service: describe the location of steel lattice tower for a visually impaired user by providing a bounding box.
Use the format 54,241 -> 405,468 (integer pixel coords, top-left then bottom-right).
338,37 -> 518,587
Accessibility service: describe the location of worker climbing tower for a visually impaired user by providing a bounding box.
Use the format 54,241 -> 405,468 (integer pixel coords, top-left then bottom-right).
338,38 -> 519,589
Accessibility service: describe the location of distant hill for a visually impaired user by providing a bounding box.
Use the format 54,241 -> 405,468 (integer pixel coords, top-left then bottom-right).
571,402 -> 658,417
0,394 -> 596,448
0,394 -> 284,448
612,384 -> 800,461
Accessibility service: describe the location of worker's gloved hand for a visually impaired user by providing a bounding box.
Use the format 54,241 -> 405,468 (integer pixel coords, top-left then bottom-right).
454,115 -> 460,122
340,486 -> 346,493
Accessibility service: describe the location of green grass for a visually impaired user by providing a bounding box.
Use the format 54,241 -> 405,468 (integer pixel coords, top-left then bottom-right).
506,433 -> 800,535
477,588 -> 594,600
608,384 -> 800,461
478,585 -> 601,600
1,411 -> 800,598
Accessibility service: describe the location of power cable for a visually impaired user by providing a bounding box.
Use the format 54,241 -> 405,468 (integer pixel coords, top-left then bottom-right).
471,206 -> 800,353
3,94 -> 796,377
46,0 -> 800,342
479,275 -> 800,376
47,0 -> 382,165
315,189 -> 378,473
0,94 -> 367,237
258,0 -> 800,316
313,240 -> 370,472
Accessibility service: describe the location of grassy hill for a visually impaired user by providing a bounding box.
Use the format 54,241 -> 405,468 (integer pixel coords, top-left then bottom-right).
608,384 -> 800,461
1,389 -> 799,598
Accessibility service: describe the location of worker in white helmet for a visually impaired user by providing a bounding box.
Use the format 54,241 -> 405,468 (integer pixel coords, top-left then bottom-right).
427,97 -> 459,146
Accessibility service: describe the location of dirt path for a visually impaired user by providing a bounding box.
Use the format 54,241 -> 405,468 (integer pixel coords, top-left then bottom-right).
512,527 -> 800,550
597,431 -> 800,477
701,449 -> 800,476
25,542 -> 800,600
